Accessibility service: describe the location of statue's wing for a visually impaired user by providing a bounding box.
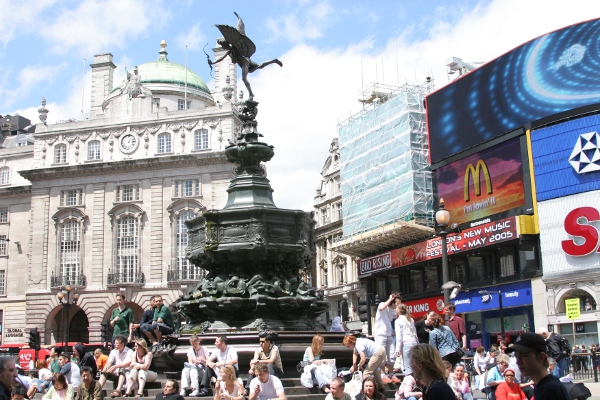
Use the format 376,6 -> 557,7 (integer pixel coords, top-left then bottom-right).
215,24 -> 256,58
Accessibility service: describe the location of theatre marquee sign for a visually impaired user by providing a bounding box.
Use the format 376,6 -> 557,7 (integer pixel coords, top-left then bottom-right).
358,216 -> 517,276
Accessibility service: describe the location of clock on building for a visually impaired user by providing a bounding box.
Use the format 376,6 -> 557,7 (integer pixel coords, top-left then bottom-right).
120,134 -> 138,153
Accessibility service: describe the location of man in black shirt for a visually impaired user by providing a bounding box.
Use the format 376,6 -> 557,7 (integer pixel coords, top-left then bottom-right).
506,333 -> 569,400
415,311 -> 435,344
155,379 -> 184,400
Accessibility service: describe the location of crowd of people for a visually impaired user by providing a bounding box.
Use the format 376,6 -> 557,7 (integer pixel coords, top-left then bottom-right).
0,291 -> 579,400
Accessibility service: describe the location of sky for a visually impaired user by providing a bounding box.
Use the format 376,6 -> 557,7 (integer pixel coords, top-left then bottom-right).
2,0 -> 600,211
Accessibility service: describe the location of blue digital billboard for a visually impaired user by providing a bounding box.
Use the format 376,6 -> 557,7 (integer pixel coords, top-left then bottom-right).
427,18 -> 600,164
531,113 -> 600,201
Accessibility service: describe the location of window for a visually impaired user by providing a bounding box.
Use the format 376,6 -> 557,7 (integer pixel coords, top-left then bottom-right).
153,98 -> 160,108
321,208 -> 328,224
0,236 -> 6,256
116,185 -> 140,202
451,259 -> 466,284
410,269 -> 423,292
499,247 -> 516,277
157,133 -> 172,153
117,216 -> 139,281
60,221 -> 81,282
194,129 -> 209,150
54,144 -> 67,164
88,140 -> 101,160
425,265 -> 439,291
336,203 -> 342,220
60,189 -> 83,207
0,168 -> 9,185
0,271 -> 5,295
468,256 -> 485,282
17,135 -> 28,147
322,268 -> 328,287
173,179 -> 201,197
178,99 -> 191,110
0,208 -> 7,223
176,211 -> 201,280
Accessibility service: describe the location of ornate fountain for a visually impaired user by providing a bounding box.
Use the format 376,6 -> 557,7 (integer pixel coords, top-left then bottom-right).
174,14 -> 328,332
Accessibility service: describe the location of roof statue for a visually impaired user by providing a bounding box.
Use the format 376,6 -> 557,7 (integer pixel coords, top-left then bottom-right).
209,12 -> 282,100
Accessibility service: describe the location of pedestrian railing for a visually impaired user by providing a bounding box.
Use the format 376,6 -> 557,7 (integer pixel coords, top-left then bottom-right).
570,352 -> 598,382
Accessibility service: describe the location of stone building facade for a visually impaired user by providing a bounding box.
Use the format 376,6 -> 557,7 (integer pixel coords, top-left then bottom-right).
0,41 -> 240,345
313,138 -> 359,326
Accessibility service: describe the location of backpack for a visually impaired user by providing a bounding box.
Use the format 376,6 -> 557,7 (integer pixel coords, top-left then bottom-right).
559,336 -> 572,357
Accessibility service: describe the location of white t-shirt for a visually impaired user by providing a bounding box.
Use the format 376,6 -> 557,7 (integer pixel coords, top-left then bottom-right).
249,375 -> 284,400
186,346 -> 209,364
67,362 -> 81,389
107,347 -> 133,369
209,345 -> 239,376
355,338 -> 381,358
374,303 -> 396,336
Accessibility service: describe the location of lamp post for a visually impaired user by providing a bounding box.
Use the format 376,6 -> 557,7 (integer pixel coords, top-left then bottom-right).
435,199 -> 451,305
57,286 -> 79,346
479,289 -> 505,343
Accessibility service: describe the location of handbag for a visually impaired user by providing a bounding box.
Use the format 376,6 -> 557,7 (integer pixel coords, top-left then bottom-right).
455,347 -> 465,358
296,361 -> 309,373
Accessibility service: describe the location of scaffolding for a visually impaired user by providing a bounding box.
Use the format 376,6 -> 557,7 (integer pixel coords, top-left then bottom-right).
336,81 -> 435,249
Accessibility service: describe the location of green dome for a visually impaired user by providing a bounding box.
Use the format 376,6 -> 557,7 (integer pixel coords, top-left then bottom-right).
137,60 -> 211,94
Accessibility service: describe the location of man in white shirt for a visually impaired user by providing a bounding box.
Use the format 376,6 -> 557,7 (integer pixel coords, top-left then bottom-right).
374,293 -> 400,381
58,355 -> 81,391
199,335 -> 238,396
248,363 -> 285,400
98,336 -> 133,397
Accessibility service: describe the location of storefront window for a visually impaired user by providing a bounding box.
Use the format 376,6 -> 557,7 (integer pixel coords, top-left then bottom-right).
425,266 -> 439,291
451,259 -> 466,284
388,275 -> 400,294
410,269 -> 423,292
499,247 -> 515,277
468,256 -> 485,281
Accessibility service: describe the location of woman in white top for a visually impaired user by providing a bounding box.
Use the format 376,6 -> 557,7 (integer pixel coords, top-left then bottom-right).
42,373 -> 73,400
214,365 -> 243,400
473,345 -> 488,389
125,338 -> 158,397
395,304 -> 419,374
181,335 -> 209,396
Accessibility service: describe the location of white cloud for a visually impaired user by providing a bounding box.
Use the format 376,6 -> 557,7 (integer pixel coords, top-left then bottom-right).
175,23 -> 207,52
0,0 -> 58,46
265,0 -> 335,43
0,64 -> 65,110
40,0 -> 170,56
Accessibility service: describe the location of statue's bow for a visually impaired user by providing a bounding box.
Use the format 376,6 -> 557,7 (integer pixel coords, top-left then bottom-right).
203,43 -> 214,79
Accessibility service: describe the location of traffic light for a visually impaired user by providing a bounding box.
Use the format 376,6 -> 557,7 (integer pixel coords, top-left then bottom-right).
100,320 -> 108,343
28,328 -> 38,349
358,296 -> 369,322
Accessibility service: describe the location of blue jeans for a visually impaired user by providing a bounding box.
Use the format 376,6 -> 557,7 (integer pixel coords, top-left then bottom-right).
553,358 -> 568,378
37,380 -> 52,392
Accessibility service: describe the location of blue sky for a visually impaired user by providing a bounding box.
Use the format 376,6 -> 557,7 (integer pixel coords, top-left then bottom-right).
2,0 -> 599,210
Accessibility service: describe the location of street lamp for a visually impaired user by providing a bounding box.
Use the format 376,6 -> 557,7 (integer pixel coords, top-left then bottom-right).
479,289 -> 505,343
57,286 -> 79,346
435,199 -> 451,305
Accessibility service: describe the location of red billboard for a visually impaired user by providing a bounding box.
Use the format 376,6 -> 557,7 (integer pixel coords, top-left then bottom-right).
435,137 -> 526,225
403,296 -> 446,320
359,216 -> 517,276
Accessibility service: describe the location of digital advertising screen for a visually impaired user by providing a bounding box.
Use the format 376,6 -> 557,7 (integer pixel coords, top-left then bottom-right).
435,137 -> 527,225
427,18 -> 600,164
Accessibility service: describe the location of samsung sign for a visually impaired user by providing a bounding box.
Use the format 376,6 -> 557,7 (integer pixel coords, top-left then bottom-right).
453,281 -> 532,314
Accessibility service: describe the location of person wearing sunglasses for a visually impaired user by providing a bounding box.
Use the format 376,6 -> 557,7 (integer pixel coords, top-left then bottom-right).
493,368 -> 526,400
246,333 -> 283,391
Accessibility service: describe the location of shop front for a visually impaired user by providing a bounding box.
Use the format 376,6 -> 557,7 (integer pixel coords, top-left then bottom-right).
453,280 -> 534,350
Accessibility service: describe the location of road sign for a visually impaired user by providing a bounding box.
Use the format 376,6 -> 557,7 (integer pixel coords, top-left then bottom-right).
565,298 -> 581,319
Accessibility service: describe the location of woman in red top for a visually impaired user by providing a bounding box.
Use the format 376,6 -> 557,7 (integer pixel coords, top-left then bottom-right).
494,368 -> 527,400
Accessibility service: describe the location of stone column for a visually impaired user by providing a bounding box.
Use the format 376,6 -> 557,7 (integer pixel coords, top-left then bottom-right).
28,188 -> 50,289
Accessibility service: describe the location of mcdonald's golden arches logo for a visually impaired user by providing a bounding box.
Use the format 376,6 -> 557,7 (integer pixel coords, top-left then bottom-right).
464,159 -> 493,202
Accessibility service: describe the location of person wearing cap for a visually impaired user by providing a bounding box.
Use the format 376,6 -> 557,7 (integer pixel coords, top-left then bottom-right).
493,368 -> 526,400
506,333 -> 570,400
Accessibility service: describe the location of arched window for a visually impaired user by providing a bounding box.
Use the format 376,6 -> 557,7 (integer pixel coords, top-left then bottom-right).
0,167 -> 9,185
55,144 -> 67,164
88,140 -> 101,160
117,215 -> 139,282
157,133 -> 172,154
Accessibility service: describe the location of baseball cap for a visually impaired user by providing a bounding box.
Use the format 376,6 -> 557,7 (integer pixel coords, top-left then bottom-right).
505,333 -> 546,354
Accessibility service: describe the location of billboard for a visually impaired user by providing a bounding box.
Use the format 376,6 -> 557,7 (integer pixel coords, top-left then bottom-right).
427,18 -> 600,164
453,281 -> 533,314
403,296 -> 445,319
358,216 -> 517,277
537,190 -> 600,277
435,137 -> 527,225
531,113 -> 600,201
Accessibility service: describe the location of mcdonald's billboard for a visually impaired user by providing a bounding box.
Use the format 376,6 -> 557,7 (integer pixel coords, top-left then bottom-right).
435,137 -> 528,225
